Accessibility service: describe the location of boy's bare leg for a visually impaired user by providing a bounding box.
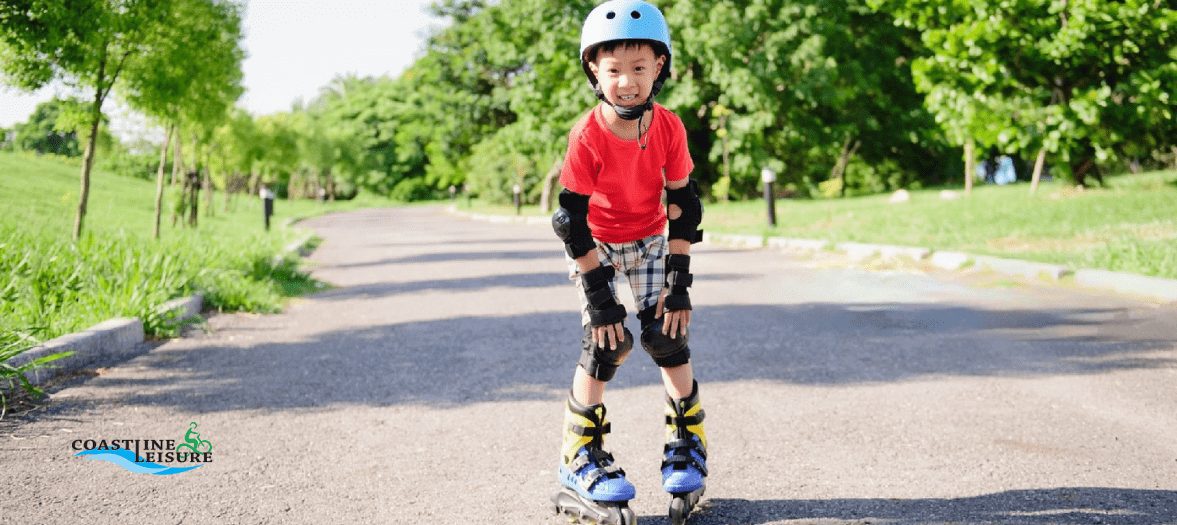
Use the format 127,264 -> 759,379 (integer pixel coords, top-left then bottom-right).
573,367 -> 607,406
660,362 -> 694,399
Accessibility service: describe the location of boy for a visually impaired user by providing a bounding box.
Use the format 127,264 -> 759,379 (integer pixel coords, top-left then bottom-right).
551,2 -> 706,524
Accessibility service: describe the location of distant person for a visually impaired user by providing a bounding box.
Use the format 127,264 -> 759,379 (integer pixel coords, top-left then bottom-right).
550,2 -> 708,524
994,155 -> 1017,185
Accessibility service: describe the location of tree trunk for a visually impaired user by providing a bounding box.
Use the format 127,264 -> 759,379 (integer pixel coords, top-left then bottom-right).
222,151 -> 232,212
327,171 -> 335,202
539,158 -> 562,213
830,135 -> 860,198
203,149 -> 214,218
1029,148 -> 1046,194
188,171 -> 199,228
153,124 -> 174,239
964,139 -> 975,195
74,97 -> 103,241
203,169 -> 213,218
1073,157 -> 1093,187
171,129 -> 183,227
720,125 -> 730,202
170,128 -> 183,186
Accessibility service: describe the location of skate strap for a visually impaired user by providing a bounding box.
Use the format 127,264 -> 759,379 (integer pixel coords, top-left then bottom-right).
664,439 -> 708,460
661,441 -> 708,476
568,422 -> 611,438
665,410 -> 705,427
571,449 -> 626,491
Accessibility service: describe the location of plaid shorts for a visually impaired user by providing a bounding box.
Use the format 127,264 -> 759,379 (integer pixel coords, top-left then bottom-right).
567,234 -> 667,327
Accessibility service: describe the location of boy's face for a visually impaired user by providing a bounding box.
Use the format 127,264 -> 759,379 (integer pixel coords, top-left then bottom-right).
588,44 -> 665,110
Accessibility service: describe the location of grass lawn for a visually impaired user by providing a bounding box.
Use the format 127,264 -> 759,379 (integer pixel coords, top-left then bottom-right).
0,151 -> 389,342
458,170 -> 1177,279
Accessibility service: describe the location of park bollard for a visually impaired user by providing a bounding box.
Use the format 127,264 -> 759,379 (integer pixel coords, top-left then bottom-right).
513,184 -> 522,215
260,186 -> 276,232
761,167 -> 777,227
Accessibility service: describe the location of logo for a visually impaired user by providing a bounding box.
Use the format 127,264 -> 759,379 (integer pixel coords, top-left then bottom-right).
72,421 -> 214,475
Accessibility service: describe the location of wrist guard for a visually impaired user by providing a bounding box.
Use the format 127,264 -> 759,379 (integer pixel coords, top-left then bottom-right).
663,254 -> 693,311
581,264 -> 627,326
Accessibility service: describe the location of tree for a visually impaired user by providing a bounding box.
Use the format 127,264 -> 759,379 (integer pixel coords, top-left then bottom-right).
0,0 -> 169,240
872,0 -> 1176,187
11,97 -> 88,156
117,0 -> 245,237
663,0 -> 940,197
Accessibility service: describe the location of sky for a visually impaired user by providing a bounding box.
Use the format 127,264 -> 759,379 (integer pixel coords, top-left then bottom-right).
0,0 -> 441,130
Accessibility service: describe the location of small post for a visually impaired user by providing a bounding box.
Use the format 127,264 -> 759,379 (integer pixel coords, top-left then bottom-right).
260,184 -> 275,232
761,167 -> 777,227
512,183 -> 522,215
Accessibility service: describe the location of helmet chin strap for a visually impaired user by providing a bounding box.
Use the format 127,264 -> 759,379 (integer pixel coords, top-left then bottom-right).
593,85 -> 654,150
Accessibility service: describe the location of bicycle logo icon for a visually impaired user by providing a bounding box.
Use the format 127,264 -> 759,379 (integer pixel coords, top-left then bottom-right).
176,422 -> 213,455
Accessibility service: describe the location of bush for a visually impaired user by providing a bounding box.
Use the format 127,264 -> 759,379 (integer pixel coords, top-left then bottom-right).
389,177 -> 437,202
332,180 -> 359,201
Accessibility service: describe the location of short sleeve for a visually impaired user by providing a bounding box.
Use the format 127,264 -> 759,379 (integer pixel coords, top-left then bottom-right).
664,113 -> 694,183
559,128 -> 598,195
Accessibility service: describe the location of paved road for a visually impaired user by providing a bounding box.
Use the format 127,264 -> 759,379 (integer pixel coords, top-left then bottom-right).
3,206 -> 1176,524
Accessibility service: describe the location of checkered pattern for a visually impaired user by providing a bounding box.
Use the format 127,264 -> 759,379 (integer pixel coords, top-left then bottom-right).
568,234 -> 667,327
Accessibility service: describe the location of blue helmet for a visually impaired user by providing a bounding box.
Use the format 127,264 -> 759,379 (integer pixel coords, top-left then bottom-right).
579,0 -> 673,118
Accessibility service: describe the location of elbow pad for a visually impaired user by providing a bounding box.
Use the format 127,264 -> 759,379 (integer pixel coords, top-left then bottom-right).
552,189 -> 596,258
667,180 -> 703,243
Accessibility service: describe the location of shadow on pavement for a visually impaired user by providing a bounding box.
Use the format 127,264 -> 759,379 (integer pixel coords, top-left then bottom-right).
37,300 -> 1175,414
312,271 -> 571,300
650,487 -> 1177,525
312,271 -> 755,301
316,248 -> 558,270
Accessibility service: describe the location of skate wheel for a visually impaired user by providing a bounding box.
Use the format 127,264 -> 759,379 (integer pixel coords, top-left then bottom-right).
616,505 -> 636,525
669,496 -> 688,525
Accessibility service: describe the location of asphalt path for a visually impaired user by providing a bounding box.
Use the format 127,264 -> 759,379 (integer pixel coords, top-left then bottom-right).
3,206 -> 1176,524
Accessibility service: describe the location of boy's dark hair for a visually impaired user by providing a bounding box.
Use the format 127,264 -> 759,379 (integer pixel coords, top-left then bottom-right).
584,39 -> 669,65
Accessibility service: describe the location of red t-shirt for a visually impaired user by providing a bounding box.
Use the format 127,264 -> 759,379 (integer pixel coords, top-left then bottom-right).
560,103 -> 694,243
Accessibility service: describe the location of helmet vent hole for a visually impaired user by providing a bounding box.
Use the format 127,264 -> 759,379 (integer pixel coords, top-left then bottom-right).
605,11 -> 615,19
631,10 -> 641,19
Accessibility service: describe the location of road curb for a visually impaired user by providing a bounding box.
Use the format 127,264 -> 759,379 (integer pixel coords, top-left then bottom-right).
9,318 -> 145,387
156,293 -> 204,321
6,233 -> 317,393
1074,269 -> 1177,302
705,232 -> 764,248
766,237 -> 829,252
690,233 -> 1176,304
972,255 -> 1071,281
930,251 -> 972,270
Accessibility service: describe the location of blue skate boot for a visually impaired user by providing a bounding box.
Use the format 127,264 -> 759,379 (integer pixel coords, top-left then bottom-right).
552,395 -> 636,524
662,380 -> 707,525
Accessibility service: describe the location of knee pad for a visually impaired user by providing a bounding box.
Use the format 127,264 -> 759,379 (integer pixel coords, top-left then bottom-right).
638,307 -> 691,368
577,326 -> 634,382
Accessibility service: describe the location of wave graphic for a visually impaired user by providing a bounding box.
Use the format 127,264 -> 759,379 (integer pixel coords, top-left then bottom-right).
75,449 -> 202,475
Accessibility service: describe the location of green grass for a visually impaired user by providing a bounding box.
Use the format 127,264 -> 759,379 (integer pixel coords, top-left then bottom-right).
461,170 -> 1177,279
0,151 -> 389,345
